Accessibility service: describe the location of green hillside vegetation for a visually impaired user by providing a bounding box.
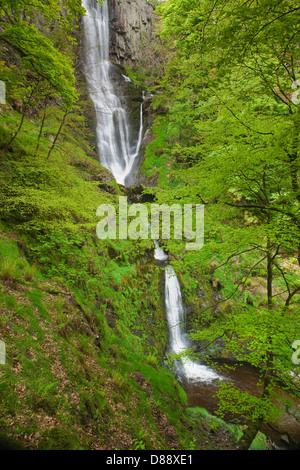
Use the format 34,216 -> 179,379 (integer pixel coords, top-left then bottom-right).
139,0 -> 300,449
0,0 -> 190,450
0,0 -> 299,451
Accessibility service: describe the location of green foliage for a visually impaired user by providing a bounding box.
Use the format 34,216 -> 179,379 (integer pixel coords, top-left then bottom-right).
38,427 -> 80,450
0,107 -> 114,234
146,0 -> 300,448
0,222 -> 191,449
0,0 -> 198,452
0,0 -> 85,39
1,22 -> 78,108
215,383 -> 279,423
1,0 -> 299,451
0,258 -> 18,282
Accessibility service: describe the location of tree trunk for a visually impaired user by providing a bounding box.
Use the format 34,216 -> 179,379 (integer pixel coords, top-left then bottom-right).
34,101 -> 48,157
5,85 -> 37,148
267,238 -> 273,308
47,111 -> 71,160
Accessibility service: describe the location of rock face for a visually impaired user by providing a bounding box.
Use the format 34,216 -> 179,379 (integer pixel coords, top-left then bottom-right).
108,0 -> 155,65
106,0 -> 157,185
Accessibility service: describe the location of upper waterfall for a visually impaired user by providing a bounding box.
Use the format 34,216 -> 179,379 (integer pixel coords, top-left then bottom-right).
81,0 -> 144,186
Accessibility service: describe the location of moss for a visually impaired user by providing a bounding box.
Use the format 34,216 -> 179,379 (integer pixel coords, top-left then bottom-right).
38,428 -> 79,450
0,217 -> 194,449
0,433 -> 25,450
186,407 -> 269,450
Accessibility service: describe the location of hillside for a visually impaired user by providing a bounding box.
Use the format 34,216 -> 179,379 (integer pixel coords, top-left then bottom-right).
0,0 -> 300,453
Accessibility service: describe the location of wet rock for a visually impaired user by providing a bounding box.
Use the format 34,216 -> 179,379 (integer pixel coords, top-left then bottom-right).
98,181 -> 119,195
123,184 -> 155,203
280,433 -> 290,445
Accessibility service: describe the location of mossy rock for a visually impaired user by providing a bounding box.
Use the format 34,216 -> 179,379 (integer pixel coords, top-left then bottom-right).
38,427 -> 79,450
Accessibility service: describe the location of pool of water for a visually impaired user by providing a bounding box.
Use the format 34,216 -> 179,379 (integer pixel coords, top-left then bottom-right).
180,360 -> 300,449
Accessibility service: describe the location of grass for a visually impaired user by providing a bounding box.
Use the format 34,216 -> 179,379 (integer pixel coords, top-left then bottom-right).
0,75 -> 272,451
0,258 -> 18,282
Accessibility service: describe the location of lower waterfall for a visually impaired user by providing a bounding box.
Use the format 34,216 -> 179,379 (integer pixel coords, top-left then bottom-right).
154,244 -> 221,383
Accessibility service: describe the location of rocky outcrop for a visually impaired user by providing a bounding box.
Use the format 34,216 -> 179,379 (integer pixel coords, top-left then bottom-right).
108,0 -> 155,65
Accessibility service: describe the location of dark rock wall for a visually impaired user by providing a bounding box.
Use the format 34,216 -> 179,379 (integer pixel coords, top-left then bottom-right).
108,0 -> 155,66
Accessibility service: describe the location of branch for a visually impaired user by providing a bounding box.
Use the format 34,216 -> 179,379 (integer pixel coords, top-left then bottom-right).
242,8 -> 300,57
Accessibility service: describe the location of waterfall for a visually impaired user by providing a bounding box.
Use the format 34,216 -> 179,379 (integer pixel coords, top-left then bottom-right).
81,0 -> 144,186
82,1 -> 220,384
155,245 -> 220,383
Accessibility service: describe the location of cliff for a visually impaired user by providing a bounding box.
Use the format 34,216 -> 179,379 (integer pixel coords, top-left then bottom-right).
108,0 -> 155,65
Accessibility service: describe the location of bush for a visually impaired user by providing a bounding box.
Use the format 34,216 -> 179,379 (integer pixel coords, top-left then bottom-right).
0,258 -> 18,282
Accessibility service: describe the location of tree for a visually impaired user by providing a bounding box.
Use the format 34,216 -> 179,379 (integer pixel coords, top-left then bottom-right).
0,2 -> 82,150
154,0 -> 300,449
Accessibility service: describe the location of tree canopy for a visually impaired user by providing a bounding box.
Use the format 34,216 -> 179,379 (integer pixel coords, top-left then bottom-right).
152,0 -> 300,449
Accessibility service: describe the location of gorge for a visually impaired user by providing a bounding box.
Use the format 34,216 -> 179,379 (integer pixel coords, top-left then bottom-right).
81,0 -> 300,450
0,0 -> 300,453
82,0 -> 221,386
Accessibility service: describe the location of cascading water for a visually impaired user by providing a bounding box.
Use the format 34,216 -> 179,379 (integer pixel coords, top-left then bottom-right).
82,0 -> 144,186
155,245 -> 221,383
82,1 -> 220,384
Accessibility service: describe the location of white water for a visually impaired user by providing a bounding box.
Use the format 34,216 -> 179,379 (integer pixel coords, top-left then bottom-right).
82,0 -> 144,186
82,1 -> 220,384
154,240 -> 168,262
155,244 -> 220,383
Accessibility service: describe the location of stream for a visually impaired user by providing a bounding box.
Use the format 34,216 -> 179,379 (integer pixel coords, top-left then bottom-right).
154,244 -> 300,448
81,0 -> 300,449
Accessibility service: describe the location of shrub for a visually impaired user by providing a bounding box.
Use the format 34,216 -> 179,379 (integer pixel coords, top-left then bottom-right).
0,258 -> 18,282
